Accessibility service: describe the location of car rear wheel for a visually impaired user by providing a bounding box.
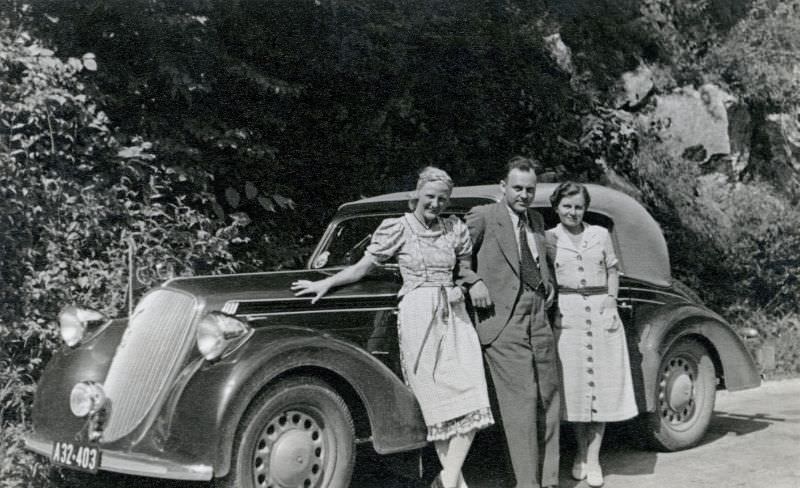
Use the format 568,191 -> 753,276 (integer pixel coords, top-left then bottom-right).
215,376 -> 355,488
644,338 -> 716,451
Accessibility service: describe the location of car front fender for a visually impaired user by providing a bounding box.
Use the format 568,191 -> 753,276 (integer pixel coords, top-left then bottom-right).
164,325 -> 426,478
30,318 -> 127,441
636,304 -> 761,412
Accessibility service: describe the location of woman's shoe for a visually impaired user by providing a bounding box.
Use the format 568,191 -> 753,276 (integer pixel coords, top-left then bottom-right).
431,473 -> 459,488
571,460 -> 587,480
586,464 -> 603,488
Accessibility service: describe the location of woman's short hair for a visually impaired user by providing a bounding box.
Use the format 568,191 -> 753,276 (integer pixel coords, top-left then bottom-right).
408,166 -> 454,210
549,181 -> 591,208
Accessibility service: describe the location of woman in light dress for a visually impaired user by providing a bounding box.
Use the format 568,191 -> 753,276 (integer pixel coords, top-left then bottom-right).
545,182 -> 638,488
292,167 -> 493,488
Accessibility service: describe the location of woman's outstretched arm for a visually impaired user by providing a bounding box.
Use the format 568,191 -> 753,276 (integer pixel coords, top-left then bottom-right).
291,255 -> 377,303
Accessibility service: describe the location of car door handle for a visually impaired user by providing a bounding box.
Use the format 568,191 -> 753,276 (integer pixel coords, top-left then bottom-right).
617,301 -> 632,310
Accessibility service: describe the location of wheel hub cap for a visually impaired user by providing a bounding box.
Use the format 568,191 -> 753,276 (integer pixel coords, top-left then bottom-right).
658,356 -> 697,423
667,373 -> 693,411
253,410 -> 325,487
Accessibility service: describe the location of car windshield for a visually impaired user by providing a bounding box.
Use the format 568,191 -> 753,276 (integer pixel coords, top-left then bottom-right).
312,212 -> 464,269
311,215 -> 398,269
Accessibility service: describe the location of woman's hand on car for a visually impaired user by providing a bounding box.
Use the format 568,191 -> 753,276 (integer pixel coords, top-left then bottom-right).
291,279 -> 332,304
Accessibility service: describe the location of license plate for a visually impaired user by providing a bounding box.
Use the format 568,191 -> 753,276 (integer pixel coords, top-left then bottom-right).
51,440 -> 101,473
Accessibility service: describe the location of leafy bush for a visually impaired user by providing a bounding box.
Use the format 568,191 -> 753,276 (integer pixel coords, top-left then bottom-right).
705,180 -> 800,314
0,16 -> 254,486
0,424 -> 49,488
728,309 -> 800,378
605,128 -> 800,317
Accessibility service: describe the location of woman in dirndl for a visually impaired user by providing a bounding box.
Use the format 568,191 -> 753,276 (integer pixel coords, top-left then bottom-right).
292,167 -> 493,488
545,182 -> 638,488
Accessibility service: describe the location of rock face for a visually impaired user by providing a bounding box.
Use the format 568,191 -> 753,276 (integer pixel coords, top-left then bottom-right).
615,64 -> 654,109
762,109 -> 800,194
640,84 -> 736,165
543,32 -> 574,75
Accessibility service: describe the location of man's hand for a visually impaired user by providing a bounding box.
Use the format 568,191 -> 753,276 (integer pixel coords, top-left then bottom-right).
545,284 -> 555,309
469,280 -> 493,308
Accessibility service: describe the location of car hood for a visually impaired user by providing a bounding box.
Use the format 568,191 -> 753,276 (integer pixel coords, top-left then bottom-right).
161,267 -> 401,311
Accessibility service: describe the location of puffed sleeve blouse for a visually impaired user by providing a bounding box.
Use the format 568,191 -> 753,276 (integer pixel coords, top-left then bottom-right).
364,217 -> 406,264
364,215 -> 472,296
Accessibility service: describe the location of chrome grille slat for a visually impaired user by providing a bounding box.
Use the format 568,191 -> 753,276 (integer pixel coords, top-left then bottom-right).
102,290 -> 197,442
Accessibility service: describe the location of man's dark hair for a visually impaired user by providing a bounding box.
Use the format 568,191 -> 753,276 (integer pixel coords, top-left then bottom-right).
505,156 -> 540,179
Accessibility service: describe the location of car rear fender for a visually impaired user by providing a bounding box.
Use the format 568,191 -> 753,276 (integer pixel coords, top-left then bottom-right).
637,304 -> 760,412
167,325 -> 426,478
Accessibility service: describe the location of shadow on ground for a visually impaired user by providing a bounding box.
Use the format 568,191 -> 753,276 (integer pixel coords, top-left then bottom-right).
50,409 -> 781,487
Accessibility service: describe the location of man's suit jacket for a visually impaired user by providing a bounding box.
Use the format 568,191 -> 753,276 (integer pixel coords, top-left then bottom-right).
460,201 -> 555,345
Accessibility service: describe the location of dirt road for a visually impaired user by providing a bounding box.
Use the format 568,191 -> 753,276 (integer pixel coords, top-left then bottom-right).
465,378 -> 800,488
581,378 -> 800,488
354,378 -> 800,488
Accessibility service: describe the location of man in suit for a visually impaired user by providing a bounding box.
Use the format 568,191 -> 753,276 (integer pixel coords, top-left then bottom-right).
461,156 -> 560,488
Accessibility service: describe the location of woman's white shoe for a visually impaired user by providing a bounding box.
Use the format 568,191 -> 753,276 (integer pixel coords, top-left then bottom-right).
586,465 -> 603,487
571,460 -> 587,481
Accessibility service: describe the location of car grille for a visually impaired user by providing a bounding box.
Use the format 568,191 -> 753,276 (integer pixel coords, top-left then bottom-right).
101,289 -> 198,442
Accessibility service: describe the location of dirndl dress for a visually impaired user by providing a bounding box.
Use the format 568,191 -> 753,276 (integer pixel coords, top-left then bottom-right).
365,214 -> 494,440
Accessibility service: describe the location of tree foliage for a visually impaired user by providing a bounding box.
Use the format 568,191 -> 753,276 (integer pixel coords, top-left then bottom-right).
706,0 -> 800,108
0,9 -> 250,453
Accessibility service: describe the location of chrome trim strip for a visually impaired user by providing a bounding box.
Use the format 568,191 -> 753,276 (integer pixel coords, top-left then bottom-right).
241,306 -> 397,319
232,293 -> 398,303
630,298 -> 666,305
621,286 -> 687,300
164,268 -> 335,285
24,436 -> 213,481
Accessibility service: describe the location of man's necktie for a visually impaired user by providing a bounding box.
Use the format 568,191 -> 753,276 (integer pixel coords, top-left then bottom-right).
518,213 -> 542,291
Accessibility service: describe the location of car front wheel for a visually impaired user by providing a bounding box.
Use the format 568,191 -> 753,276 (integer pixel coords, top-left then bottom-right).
645,338 -> 716,451
215,376 -> 355,488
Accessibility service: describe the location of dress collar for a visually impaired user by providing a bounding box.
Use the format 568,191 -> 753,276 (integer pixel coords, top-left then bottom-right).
404,213 -> 444,237
554,223 -> 603,251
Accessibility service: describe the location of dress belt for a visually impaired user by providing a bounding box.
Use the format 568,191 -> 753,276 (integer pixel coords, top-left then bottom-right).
559,286 -> 608,296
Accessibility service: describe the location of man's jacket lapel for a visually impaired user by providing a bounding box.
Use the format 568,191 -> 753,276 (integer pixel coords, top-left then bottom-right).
491,202 -> 520,275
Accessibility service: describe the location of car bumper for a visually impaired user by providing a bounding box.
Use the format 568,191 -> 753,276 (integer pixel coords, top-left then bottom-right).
24,434 -> 213,481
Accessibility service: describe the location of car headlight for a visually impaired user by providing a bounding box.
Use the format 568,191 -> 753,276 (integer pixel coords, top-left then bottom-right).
59,306 -> 107,347
70,381 -> 107,417
196,312 -> 251,361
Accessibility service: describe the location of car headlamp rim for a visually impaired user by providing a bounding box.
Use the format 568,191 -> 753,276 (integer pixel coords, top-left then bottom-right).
69,381 -> 107,418
58,306 -> 108,348
196,312 -> 251,361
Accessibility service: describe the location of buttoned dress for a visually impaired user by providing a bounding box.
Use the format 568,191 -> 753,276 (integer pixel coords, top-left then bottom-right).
365,214 -> 493,440
545,224 -> 637,423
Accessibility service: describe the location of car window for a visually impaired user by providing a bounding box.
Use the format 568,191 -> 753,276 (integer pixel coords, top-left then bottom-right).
311,212 -> 462,269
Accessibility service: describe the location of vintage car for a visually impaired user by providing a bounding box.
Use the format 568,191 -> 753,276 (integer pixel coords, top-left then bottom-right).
25,183 -> 760,487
